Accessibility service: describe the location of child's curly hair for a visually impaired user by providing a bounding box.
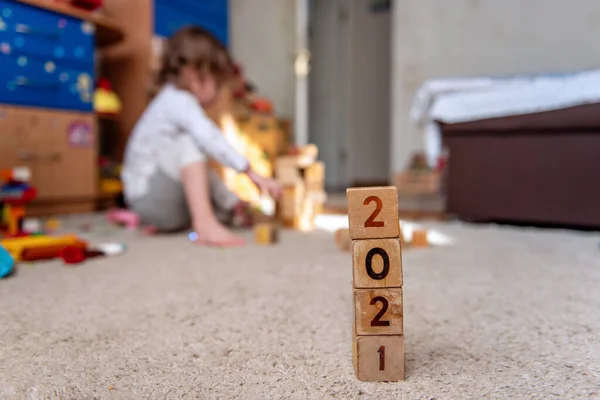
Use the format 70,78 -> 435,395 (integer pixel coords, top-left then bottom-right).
158,26 -> 234,86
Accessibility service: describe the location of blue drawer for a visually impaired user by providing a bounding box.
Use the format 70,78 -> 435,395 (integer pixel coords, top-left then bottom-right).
154,0 -> 228,46
0,0 -> 94,67
0,52 -> 94,111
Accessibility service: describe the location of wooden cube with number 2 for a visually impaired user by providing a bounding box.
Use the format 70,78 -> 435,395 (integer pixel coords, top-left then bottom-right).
354,288 -> 403,336
347,187 -> 399,240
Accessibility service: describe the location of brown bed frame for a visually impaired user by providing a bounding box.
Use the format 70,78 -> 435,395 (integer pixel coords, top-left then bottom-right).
440,103 -> 600,229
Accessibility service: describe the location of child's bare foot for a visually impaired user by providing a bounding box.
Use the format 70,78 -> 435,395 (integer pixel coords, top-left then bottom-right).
191,222 -> 246,247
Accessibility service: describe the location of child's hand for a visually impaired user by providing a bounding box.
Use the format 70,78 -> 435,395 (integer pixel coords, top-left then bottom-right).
247,170 -> 283,199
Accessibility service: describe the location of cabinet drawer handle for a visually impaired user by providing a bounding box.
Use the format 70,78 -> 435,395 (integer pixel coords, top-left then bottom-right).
13,76 -> 61,90
43,153 -> 61,162
17,150 -> 38,161
17,151 -> 61,162
13,23 -> 62,40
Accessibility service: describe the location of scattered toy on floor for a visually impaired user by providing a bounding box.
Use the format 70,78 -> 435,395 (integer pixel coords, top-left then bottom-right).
411,229 -> 428,247
58,242 -> 125,265
106,209 -> 139,230
1,234 -> 86,262
0,244 -> 14,279
44,218 -> 62,234
254,222 -> 279,245
0,167 -> 37,237
22,218 -> 42,235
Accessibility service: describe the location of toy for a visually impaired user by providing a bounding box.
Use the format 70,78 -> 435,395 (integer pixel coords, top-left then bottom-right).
347,186 -> 405,381
44,218 -> 61,234
0,167 -> 37,237
94,78 -> 122,116
0,245 -> 14,278
254,222 -> 278,245
411,229 -> 428,247
0,234 -> 86,262
70,0 -> 103,12
58,242 -> 125,265
106,209 -> 139,230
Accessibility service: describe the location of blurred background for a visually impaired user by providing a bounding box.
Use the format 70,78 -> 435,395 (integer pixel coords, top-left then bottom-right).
1,0 -> 599,230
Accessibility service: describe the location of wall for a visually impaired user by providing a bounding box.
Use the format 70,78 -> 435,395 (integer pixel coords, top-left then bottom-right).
229,0 -> 296,118
391,0 -> 600,173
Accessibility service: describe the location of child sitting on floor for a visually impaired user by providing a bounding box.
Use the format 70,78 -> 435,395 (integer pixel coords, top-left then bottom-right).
121,26 -> 282,247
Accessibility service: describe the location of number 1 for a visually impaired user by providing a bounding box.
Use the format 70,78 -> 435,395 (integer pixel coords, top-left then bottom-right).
378,346 -> 385,370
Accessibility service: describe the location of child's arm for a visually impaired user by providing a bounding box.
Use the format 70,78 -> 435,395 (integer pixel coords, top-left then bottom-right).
171,94 -> 249,173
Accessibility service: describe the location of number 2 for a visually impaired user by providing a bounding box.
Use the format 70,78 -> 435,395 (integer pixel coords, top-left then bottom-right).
370,296 -> 390,327
378,346 -> 385,370
364,196 -> 384,227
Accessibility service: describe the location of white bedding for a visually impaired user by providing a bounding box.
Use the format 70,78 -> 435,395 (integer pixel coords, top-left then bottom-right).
410,69 -> 600,166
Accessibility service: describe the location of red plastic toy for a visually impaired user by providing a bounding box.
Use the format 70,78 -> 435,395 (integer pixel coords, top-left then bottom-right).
70,0 -> 102,11
0,167 -> 37,237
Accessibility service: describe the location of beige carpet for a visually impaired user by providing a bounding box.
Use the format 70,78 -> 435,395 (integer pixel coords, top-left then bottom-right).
1,214 -> 599,399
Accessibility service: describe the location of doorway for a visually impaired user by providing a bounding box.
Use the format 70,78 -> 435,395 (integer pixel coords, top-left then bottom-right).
308,0 -> 392,191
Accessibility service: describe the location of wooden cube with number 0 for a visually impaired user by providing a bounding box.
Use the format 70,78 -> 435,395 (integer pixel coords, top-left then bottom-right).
354,335 -> 405,381
352,238 -> 402,288
354,288 -> 403,336
346,187 -> 399,239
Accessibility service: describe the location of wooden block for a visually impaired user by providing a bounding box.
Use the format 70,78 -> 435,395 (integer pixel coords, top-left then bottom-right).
335,228 -> 351,252
275,156 -> 302,185
352,317 -> 358,375
352,238 -> 402,288
254,222 -> 278,245
279,182 -> 305,221
411,229 -> 428,247
305,161 -> 325,184
354,288 -> 403,336
297,143 -> 318,166
354,335 -> 405,381
347,186 -> 399,240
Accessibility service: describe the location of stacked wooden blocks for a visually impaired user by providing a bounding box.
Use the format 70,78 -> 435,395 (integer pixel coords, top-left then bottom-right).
347,186 -> 405,381
275,145 -> 326,230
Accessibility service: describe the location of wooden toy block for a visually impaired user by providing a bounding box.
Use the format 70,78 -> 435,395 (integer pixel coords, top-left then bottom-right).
412,229 -> 428,247
346,186 -> 399,240
335,228 -> 351,252
353,335 -> 405,381
279,182 -> 305,223
298,143 -> 318,166
305,161 -> 325,184
354,288 -> 403,336
352,238 -> 402,288
275,156 -> 302,185
254,222 -> 278,245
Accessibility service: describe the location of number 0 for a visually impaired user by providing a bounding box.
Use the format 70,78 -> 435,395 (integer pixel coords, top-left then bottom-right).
365,247 -> 389,280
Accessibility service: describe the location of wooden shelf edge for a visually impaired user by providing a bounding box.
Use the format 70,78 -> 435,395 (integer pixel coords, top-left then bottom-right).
16,0 -> 125,47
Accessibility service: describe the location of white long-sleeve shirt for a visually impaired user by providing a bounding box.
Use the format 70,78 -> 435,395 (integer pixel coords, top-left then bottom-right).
121,83 -> 249,202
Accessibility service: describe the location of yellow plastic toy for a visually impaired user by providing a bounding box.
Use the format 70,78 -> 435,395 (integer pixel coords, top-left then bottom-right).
0,234 -> 84,261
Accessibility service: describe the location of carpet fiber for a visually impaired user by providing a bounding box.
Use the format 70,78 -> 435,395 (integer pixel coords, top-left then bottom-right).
1,215 -> 599,399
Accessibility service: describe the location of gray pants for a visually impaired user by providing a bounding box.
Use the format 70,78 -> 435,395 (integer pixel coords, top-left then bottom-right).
127,134 -> 240,232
